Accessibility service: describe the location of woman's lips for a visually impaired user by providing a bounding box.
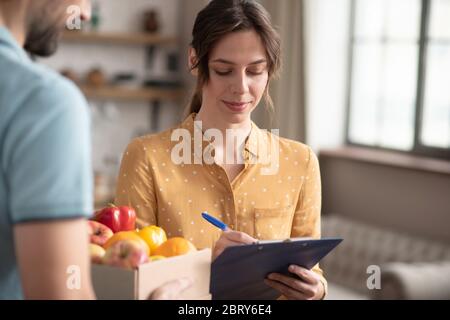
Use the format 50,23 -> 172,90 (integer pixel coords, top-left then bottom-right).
223,100 -> 251,112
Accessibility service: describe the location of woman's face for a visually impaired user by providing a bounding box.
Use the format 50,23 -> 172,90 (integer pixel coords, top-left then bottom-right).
196,30 -> 269,125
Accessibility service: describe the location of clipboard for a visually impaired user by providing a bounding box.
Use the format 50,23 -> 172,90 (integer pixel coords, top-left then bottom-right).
210,237 -> 343,300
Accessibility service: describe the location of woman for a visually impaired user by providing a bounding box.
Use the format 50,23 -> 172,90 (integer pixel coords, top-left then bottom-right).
115,0 -> 326,300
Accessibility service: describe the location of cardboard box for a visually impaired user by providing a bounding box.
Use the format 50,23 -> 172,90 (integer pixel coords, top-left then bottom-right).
91,249 -> 211,300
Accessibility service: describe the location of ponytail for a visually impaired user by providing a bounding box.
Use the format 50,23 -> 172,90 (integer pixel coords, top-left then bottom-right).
185,85 -> 202,116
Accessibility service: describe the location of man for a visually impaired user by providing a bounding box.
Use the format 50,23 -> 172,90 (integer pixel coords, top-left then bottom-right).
0,0 -> 191,299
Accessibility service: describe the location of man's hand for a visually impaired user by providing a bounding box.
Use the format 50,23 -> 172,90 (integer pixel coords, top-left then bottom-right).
149,277 -> 193,300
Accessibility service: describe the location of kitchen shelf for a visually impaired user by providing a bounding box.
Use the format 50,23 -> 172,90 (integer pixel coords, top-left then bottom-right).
62,30 -> 178,46
79,85 -> 184,102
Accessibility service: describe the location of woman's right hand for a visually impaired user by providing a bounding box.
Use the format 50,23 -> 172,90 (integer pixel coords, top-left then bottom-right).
212,230 -> 258,260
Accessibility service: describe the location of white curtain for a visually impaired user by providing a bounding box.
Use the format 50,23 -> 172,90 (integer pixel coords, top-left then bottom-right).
303,0 -> 350,152
177,0 -> 210,118
179,0 -> 350,152
253,0 -> 307,143
257,0 -> 351,152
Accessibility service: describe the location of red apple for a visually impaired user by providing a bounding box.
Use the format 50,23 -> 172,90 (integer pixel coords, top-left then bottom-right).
103,240 -> 149,270
88,220 -> 113,246
89,243 -> 106,264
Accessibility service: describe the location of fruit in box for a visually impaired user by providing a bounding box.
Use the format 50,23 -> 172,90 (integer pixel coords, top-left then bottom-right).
137,226 -> 167,253
104,231 -> 150,256
89,243 -> 106,264
88,220 -> 113,246
152,237 -> 197,257
94,204 -> 136,233
103,240 -> 149,270
149,255 -> 166,262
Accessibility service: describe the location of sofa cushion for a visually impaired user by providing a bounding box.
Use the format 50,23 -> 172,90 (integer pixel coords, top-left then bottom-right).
325,283 -> 369,300
373,261 -> 450,300
321,214 -> 450,297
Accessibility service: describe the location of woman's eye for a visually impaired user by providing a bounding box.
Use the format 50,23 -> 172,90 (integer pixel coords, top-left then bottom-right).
214,70 -> 232,76
247,70 -> 264,76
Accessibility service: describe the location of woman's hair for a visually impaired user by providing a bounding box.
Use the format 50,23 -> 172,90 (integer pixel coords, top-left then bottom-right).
186,0 -> 281,116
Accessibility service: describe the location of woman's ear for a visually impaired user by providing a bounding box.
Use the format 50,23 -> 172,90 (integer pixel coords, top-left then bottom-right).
188,47 -> 199,76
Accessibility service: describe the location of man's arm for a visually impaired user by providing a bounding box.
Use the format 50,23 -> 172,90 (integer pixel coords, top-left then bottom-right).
14,218 -> 96,300
14,218 -> 193,300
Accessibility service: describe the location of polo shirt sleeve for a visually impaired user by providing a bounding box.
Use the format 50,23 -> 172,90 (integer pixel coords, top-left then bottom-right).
4,77 -> 93,223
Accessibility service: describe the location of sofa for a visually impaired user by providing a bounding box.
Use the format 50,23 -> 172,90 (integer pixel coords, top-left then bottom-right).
321,214 -> 450,300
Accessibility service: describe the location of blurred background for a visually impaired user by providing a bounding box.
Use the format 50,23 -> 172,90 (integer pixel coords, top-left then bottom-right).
39,0 -> 450,299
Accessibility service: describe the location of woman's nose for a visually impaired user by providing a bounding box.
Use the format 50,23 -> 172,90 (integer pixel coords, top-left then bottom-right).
230,72 -> 249,95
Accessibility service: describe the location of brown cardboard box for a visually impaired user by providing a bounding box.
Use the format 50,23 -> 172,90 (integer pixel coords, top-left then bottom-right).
91,249 -> 211,300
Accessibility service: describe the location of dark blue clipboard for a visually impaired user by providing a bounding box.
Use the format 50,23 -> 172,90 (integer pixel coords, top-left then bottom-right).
210,237 -> 343,300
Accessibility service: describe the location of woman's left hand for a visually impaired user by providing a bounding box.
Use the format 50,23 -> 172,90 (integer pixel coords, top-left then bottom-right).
264,265 -> 324,300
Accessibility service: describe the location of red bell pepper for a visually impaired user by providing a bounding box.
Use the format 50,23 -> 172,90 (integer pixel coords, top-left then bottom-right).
94,204 -> 136,233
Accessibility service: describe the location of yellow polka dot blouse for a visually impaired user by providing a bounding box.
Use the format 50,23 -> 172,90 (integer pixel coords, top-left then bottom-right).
115,113 -> 326,293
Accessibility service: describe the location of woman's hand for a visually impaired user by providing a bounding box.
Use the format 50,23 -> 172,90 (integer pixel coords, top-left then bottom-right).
264,265 -> 325,300
212,230 -> 257,260
149,277 -> 193,300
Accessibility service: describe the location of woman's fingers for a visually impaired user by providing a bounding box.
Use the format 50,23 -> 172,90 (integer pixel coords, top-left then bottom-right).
266,273 -> 317,298
265,265 -> 324,300
222,230 -> 257,244
288,265 -> 320,285
212,231 -> 257,260
264,279 -> 309,300
212,238 -> 243,259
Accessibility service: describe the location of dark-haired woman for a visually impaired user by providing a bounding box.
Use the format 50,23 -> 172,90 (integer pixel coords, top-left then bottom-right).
115,0 -> 326,300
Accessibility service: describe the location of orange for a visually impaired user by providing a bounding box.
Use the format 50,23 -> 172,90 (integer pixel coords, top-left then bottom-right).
103,231 -> 150,256
137,226 -> 167,253
153,237 -> 197,257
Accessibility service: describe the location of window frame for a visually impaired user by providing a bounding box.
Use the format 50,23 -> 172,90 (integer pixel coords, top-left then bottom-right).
345,0 -> 450,160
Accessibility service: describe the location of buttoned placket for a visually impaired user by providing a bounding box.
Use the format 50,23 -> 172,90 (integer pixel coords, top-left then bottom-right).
188,115 -> 264,230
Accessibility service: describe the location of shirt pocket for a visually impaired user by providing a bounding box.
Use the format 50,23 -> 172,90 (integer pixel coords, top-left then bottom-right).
254,205 -> 295,240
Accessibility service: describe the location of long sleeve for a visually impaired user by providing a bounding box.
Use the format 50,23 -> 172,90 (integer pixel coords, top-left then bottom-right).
114,138 -> 157,227
290,147 -> 327,298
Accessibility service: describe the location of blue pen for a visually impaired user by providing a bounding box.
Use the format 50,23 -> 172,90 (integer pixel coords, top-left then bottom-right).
201,212 -> 228,231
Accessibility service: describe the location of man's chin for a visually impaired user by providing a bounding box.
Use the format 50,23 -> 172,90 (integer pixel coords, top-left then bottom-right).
26,43 -> 59,57
24,30 -> 61,57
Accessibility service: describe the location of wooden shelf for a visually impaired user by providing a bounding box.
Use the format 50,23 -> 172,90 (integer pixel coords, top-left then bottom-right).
62,31 -> 177,46
79,85 -> 184,102
62,31 -> 184,102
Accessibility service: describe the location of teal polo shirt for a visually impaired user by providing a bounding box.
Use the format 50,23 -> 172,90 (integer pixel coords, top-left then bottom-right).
0,27 -> 93,299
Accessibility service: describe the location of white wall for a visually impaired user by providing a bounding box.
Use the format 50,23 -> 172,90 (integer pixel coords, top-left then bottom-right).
304,0 -> 351,152
39,0 -> 352,174
39,0 -> 182,176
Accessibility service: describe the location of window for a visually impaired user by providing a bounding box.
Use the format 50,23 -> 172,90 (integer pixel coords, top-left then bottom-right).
347,0 -> 450,159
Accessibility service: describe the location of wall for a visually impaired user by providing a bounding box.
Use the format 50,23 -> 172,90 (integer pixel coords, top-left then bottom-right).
320,152 -> 450,244
39,0 -> 183,176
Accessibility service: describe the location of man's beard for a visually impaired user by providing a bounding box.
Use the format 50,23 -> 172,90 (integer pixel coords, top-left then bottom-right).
24,22 -> 62,57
